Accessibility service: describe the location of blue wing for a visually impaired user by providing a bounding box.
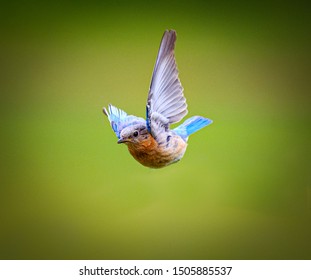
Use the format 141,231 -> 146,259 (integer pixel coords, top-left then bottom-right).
146,30 -> 188,139
103,104 -> 145,139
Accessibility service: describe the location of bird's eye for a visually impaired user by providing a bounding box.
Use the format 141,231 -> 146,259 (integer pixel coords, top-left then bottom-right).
133,131 -> 139,137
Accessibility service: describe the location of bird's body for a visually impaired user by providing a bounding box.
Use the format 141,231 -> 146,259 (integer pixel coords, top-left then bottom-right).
103,30 -> 212,168
127,131 -> 187,168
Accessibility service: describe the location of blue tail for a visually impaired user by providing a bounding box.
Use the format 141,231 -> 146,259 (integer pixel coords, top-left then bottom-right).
173,116 -> 213,141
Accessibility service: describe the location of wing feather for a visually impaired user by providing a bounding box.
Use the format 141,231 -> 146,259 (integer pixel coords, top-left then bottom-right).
146,30 -> 188,138
103,104 -> 145,139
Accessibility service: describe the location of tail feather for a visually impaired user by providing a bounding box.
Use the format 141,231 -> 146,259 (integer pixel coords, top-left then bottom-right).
173,116 -> 212,141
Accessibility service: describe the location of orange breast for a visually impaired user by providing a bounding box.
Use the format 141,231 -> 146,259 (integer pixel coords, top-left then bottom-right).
127,134 -> 187,168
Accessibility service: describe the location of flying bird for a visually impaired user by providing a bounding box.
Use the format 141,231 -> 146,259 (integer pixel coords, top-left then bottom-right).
103,30 -> 213,168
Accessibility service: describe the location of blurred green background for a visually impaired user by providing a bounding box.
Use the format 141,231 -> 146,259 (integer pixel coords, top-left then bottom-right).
1,1 -> 310,259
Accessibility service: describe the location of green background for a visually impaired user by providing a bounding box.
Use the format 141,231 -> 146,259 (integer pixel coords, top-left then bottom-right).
1,1 -> 310,259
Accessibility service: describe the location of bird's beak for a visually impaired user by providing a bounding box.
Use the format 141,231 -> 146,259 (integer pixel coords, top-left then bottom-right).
117,138 -> 126,144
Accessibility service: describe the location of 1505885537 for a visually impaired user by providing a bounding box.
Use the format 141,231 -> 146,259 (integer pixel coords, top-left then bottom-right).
172,266 -> 232,276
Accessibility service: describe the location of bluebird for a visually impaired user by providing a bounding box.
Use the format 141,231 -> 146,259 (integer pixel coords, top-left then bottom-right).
103,30 -> 213,168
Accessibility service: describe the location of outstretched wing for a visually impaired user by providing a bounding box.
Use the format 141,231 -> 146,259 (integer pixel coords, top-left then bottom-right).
146,30 -> 188,138
103,104 -> 144,139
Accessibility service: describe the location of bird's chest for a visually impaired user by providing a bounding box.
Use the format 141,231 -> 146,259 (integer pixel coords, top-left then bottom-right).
127,134 -> 187,168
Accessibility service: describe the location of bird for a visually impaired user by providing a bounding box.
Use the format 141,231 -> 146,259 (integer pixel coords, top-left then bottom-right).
103,30 -> 213,168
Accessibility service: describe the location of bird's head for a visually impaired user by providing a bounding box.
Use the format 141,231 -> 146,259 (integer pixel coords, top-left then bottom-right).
118,124 -> 149,145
